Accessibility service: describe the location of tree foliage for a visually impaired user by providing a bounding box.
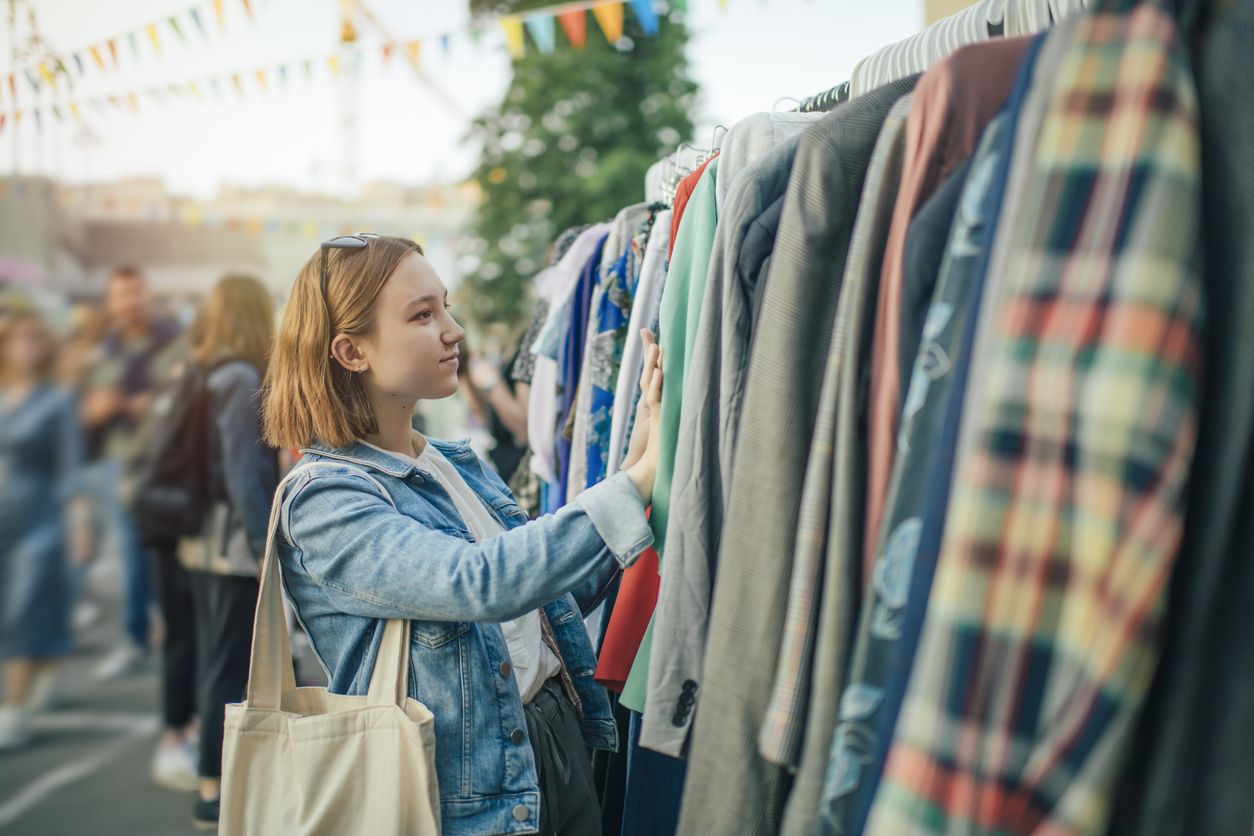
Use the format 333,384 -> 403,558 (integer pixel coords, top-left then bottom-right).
459,1 -> 696,329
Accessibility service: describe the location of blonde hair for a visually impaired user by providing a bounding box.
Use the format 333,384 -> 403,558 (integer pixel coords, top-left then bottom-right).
195,274 -> 275,372
261,235 -> 422,449
0,309 -> 58,384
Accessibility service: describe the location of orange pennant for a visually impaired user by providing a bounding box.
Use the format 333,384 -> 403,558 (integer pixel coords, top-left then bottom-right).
592,2 -> 624,45
231,73 -> 244,94
558,10 -> 587,49
405,40 -> 421,64
213,0 -> 226,29
89,45 -> 106,71
241,0 -> 254,20
382,43 -> 394,65
108,38 -> 119,67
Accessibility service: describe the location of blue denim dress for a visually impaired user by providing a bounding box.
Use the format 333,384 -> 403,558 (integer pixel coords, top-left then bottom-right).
0,385 -> 83,660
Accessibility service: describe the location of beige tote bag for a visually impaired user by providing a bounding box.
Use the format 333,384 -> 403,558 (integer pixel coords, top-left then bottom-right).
220,465 -> 441,835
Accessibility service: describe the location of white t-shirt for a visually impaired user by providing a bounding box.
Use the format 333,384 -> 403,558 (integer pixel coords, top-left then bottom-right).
358,435 -> 562,704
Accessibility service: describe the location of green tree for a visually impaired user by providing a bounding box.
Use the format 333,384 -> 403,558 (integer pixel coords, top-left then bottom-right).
459,1 -> 697,329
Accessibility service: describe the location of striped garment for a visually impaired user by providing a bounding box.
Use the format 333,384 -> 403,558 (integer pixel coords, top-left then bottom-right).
866,4 -> 1204,835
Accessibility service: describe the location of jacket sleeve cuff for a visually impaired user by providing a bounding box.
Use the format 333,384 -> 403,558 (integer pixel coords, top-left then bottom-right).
574,471 -> 653,567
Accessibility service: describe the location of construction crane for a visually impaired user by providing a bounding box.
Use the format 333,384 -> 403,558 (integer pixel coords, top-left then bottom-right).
336,0 -> 463,195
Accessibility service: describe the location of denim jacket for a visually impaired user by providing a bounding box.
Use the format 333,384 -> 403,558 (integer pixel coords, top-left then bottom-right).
275,437 -> 652,835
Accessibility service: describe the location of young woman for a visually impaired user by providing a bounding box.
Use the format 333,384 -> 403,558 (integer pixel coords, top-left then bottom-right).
261,234 -> 663,835
179,276 -> 280,830
0,310 -> 93,750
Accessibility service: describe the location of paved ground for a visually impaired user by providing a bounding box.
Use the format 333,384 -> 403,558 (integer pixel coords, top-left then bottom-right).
0,616 -> 201,835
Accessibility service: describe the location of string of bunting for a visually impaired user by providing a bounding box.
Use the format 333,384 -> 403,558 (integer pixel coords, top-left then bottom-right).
1,0 -> 696,122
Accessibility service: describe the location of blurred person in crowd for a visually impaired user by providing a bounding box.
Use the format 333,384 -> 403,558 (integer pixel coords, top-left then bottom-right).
56,304 -> 111,632
0,310 -> 93,751
81,266 -> 182,681
137,306 -> 209,793
178,275 -> 278,829
459,343 -> 529,483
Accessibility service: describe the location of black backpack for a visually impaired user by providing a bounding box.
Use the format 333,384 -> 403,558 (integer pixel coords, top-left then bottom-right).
129,355 -> 225,545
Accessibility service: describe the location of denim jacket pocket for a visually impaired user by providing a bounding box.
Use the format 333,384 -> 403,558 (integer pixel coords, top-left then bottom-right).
410,620 -> 470,649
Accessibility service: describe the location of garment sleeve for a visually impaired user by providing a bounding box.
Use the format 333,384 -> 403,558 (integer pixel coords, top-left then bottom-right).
282,467 -> 651,624
211,364 -> 279,561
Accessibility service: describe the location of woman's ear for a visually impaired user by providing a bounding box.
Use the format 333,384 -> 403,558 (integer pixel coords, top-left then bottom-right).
330,333 -> 369,374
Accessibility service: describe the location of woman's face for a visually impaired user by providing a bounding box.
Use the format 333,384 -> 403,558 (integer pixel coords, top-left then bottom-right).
358,252 -> 466,403
3,318 -> 51,379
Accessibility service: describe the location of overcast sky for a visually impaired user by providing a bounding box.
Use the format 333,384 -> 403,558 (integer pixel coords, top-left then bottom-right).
0,0 -> 921,198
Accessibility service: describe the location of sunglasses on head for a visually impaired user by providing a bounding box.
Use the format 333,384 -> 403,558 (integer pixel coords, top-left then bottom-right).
319,233 -> 381,302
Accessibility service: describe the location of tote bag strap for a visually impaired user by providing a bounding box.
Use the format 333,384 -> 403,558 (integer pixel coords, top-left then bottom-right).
245,461 -> 408,711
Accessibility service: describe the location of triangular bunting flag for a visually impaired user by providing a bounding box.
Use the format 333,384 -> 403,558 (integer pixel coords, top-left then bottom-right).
54,58 -> 70,78
127,92 -> 139,111
128,31 -> 141,60
108,39 -> 119,67
592,3 -> 624,45
213,0 -> 226,30
524,15 -> 556,54
242,0 -> 254,21
73,53 -> 85,74
231,73 -> 244,94
24,69 -> 40,94
6,74 -> 14,100
190,8 -> 208,38
440,33 -> 452,57
37,63 -> 56,88
628,0 -> 659,35
147,23 -> 162,56
69,102 -> 80,119
51,104 -> 63,121
277,64 -> 288,86
0,114 -> 6,134
189,81 -> 204,97
170,16 -> 187,43
90,46 -> 106,71
558,11 -> 587,49
382,42 -> 395,65
405,40 -> 421,65
255,68 -> 268,91
304,59 -> 313,80
501,17 -> 525,59
327,55 -> 340,77
209,77 -> 222,96
13,110 -> 22,125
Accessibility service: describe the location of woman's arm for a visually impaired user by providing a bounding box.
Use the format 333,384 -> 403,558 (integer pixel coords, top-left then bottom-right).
283,468 -> 652,624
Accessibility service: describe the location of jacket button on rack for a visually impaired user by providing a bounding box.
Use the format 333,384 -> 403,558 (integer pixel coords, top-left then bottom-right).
511,728 -> 526,745
512,805 -> 529,822
672,712 -> 687,727
499,661 -> 512,678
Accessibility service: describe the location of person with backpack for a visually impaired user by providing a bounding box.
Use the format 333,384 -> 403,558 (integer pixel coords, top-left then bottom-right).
167,276 -> 278,829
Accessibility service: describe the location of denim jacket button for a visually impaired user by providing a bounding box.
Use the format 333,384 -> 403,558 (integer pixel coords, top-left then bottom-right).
499,661 -> 513,678
510,728 -> 526,745
512,805 -> 530,822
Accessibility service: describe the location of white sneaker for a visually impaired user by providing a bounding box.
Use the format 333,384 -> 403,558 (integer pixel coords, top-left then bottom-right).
93,643 -> 149,682
152,740 -> 200,792
0,706 -> 32,752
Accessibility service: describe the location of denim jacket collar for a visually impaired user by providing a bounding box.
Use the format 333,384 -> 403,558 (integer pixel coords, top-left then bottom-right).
301,435 -> 478,482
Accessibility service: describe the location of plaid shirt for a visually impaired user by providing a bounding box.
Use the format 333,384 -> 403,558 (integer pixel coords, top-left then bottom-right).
866,5 -> 1203,835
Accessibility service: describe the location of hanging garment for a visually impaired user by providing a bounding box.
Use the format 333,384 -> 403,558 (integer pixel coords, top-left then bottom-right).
769,92 -> 915,836
714,111 -> 822,213
1110,0 -> 1254,833
863,35 -> 1033,583
569,204 -> 652,496
865,4 -> 1203,831
676,75 -> 918,836
528,224 -> 612,486
822,117 -> 1001,836
569,204 -> 653,496
553,234 -> 608,510
607,210 -> 673,476
645,127 -> 813,759
668,157 -> 714,260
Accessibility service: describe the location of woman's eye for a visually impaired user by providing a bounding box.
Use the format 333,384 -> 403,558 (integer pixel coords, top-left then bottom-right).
412,310 -> 432,321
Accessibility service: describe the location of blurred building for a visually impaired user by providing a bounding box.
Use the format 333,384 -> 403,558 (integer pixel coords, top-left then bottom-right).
0,173 -> 478,305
